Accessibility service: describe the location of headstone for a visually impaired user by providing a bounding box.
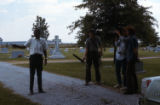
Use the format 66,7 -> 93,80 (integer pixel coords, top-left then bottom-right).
146,46 -> 154,51
80,49 -> 85,53
0,48 -> 8,53
49,35 -> 65,59
79,47 -> 85,53
64,48 -> 69,52
11,51 -> 24,58
154,47 -> 160,53
109,48 -> 114,53
135,61 -> 145,74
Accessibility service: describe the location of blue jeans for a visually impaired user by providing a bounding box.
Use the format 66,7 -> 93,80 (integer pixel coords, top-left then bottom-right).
115,59 -> 127,86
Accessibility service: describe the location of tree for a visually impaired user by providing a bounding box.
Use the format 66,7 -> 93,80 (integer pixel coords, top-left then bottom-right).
69,0 -> 159,46
32,16 -> 49,40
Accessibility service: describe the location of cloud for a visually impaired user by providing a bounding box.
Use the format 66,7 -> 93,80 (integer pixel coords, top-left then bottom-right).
0,9 -> 8,13
139,0 -> 160,35
0,0 -> 87,42
0,0 -> 15,5
22,0 -> 58,4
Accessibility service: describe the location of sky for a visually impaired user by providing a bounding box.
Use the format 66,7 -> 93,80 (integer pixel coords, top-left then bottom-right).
0,0 -> 159,43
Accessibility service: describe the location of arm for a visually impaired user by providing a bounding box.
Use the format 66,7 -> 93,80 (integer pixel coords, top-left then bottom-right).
12,44 -> 26,49
133,37 -> 139,60
43,49 -> 48,65
43,40 -> 48,65
99,45 -> 103,57
83,47 -> 88,61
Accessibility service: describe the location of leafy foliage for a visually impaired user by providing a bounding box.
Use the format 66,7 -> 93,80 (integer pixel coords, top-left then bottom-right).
32,16 -> 49,40
69,0 -> 159,46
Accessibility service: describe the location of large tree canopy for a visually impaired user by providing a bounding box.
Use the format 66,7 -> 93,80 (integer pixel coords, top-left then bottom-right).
32,16 -> 49,40
69,0 -> 159,46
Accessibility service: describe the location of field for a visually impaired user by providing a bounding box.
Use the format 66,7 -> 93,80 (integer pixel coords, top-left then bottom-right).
0,47 -> 160,61
0,47 -> 160,104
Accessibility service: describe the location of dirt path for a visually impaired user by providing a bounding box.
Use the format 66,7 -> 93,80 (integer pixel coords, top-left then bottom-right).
9,56 -> 160,64
0,62 -> 140,105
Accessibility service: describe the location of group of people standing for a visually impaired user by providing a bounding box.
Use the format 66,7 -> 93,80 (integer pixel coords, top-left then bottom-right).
114,26 -> 139,94
12,26 -> 138,95
83,26 -> 139,95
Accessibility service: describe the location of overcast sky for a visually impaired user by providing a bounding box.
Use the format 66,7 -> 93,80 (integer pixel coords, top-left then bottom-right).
0,0 -> 159,43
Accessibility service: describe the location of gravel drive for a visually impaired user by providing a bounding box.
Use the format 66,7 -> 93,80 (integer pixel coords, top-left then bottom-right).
0,62 -> 140,105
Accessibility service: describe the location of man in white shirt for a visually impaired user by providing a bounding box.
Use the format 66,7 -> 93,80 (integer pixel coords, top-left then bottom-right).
12,28 -> 48,95
114,29 -> 127,89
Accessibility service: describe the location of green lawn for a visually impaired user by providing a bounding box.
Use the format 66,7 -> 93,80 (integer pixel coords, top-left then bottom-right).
0,83 -> 39,105
16,58 -> 160,92
0,47 -> 160,62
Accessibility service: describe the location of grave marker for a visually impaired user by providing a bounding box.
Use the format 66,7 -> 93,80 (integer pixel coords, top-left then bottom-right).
49,35 -> 65,59
11,51 -> 24,58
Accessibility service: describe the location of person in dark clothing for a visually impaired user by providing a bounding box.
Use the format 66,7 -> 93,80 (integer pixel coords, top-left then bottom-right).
12,29 -> 48,95
83,30 -> 102,86
124,26 -> 139,94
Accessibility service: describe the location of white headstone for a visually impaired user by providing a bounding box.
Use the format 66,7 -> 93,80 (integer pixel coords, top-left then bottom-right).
11,51 -> 24,58
49,35 -> 65,59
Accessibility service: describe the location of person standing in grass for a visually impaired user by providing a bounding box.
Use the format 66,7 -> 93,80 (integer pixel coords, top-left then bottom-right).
12,28 -> 48,95
114,28 -> 127,89
124,26 -> 139,94
83,29 -> 102,86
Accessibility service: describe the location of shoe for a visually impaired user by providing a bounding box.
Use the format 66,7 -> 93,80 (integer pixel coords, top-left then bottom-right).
95,82 -> 101,85
85,82 -> 89,86
39,90 -> 45,93
29,90 -> 34,95
123,90 -> 133,95
120,87 -> 127,91
114,84 -> 121,88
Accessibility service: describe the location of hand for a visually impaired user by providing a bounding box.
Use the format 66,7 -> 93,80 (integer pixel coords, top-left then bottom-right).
83,56 -> 86,61
44,58 -> 47,66
12,44 -> 17,48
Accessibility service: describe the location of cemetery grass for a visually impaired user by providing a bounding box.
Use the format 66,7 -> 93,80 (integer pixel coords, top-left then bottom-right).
0,48 -> 160,62
16,58 -> 160,92
0,83 -> 40,105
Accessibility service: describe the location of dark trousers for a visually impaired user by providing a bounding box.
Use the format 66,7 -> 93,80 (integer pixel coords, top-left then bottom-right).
86,52 -> 101,83
29,54 -> 43,92
115,59 -> 127,86
126,60 -> 138,92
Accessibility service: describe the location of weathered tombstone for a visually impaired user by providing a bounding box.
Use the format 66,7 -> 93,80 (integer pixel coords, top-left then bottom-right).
154,47 -> 160,53
49,35 -> 65,59
64,48 -> 69,52
146,46 -> 154,51
0,48 -> 8,53
109,48 -> 114,53
11,51 -> 24,58
79,47 -> 85,53
135,61 -> 145,74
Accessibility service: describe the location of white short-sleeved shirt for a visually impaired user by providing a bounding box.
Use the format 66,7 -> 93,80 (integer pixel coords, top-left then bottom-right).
24,37 -> 48,55
115,36 -> 126,60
